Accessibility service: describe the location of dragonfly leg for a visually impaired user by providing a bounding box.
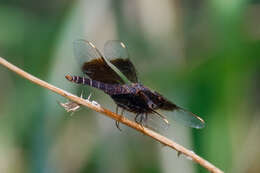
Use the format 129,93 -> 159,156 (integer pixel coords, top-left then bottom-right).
115,106 -> 124,131
143,113 -> 148,126
134,113 -> 148,126
115,120 -> 121,131
134,113 -> 140,123
116,106 -> 119,114
144,113 -> 148,121
135,113 -> 146,126
140,114 -> 144,124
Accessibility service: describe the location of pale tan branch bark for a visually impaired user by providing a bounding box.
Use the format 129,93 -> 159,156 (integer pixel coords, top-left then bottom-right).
0,57 -> 223,173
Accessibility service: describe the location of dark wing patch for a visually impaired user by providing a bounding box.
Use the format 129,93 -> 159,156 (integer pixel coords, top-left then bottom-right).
143,90 -> 178,111
110,58 -> 138,83
144,90 -> 205,129
82,58 -> 125,84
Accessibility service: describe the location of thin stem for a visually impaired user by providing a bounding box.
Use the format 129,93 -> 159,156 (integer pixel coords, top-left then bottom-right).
0,57 -> 223,173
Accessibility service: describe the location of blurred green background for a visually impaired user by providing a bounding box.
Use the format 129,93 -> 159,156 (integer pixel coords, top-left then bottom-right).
0,0 -> 259,173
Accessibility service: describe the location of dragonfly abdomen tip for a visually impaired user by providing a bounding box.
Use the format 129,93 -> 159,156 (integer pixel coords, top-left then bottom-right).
65,75 -> 73,81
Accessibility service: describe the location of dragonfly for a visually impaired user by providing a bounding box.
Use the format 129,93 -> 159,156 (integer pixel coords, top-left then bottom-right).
65,39 -> 205,130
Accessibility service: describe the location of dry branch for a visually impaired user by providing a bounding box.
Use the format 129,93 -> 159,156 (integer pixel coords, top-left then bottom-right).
0,57 -> 223,173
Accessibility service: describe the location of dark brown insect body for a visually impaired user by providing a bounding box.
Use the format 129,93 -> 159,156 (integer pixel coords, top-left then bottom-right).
66,39 -> 205,129
66,75 -> 177,115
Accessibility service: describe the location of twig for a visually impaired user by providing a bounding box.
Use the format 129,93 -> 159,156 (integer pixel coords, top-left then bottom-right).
0,57 -> 223,173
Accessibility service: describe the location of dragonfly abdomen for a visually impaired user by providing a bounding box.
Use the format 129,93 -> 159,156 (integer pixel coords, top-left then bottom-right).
65,75 -> 128,95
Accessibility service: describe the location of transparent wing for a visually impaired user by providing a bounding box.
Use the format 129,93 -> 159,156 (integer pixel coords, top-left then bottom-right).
73,39 -> 103,69
104,40 -> 129,59
171,108 -> 205,129
104,40 -> 138,83
144,113 -> 170,132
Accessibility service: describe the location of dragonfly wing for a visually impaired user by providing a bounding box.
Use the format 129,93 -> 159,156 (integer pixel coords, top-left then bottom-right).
73,39 -> 126,84
104,40 -> 129,59
145,90 -> 205,129
73,39 -> 103,68
171,108 -> 205,129
104,40 -> 138,83
144,113 -> 170,132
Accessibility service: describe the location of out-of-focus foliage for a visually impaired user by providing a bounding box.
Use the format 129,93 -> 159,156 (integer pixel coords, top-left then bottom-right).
0,0 -> 259,173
